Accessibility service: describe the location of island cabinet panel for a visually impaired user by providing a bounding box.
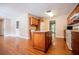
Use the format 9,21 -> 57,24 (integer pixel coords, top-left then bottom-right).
32,31 -> 52,52
71,31 -> 79,54
33,32 -> 45,51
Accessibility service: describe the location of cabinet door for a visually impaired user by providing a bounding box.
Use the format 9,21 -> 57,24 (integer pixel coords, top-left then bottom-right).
71,32 -> 79,54
31,17 -> 35,25
33,33 -> 45,51
31,17 -> 38,25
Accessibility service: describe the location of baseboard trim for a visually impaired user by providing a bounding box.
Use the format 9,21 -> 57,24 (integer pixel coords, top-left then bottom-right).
4,34 -> 29,39
19,36 -> 29,39
56,36 -> 64,39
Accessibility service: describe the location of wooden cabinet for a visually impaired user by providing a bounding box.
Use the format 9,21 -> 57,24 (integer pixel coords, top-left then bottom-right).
29,16 -> 40,39
33,32 -> 45,51
75,5 -> 79,13
32,31 -> 52,52
71,31 -> 79,54
30,17 -> 39,26
29,16 -> 40,30
67,4 -> 79,25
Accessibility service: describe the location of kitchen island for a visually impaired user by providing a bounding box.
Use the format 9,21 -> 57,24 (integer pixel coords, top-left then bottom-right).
32,31 -> 52,52
71,30 -> 79,54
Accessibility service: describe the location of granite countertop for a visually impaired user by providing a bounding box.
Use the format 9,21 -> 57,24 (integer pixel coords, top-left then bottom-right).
71,30 -> 79,32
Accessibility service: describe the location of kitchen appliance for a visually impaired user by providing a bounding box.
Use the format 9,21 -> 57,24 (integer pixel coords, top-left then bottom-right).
66,13 -> 79,50
66,25 -> 73,50
66,30 -> 72,50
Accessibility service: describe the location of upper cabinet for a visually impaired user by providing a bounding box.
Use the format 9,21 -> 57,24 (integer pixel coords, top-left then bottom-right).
75,5 -> 79,13
67,4 -> 79,25
29,15 -> 40,31
30,16 -> 39,26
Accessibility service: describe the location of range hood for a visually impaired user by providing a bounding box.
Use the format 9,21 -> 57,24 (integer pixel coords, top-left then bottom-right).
70,13 -> 79,20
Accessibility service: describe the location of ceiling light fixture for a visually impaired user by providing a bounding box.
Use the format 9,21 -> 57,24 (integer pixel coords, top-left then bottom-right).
45,10 -> 54,17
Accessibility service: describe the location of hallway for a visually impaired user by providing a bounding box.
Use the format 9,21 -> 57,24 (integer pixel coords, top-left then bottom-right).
0,36 -> 72,55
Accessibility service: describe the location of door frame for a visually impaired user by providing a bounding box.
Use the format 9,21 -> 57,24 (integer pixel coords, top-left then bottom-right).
49,20 -> 56,38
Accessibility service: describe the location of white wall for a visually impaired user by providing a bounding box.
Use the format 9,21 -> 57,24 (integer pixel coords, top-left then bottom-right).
53,15 -> 67,38
40,22 -> 46,31
17,13 -> 29,39
40,16 -> 67,38
4,13 -> 30,39
46,15 -> 67,38
4,13 -> 67,39
4,18 -> 16,36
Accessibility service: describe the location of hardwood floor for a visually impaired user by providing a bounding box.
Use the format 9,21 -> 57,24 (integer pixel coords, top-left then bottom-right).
0,36 -> 72,55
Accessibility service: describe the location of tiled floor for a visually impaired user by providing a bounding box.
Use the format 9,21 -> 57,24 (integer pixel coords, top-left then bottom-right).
0,36 -> 72,55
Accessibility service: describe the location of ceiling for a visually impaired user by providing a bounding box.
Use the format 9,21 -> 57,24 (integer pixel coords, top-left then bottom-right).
0,3 -> 78,18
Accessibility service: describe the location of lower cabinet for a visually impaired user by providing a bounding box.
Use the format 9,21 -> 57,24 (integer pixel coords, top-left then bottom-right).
32,31 -> 52,52
71,31 -> 79,54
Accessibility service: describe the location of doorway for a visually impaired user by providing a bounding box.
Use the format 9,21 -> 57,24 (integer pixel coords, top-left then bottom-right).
50,20 -> 56,40
0,20 -> 4,36
16,21 -> 20,37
